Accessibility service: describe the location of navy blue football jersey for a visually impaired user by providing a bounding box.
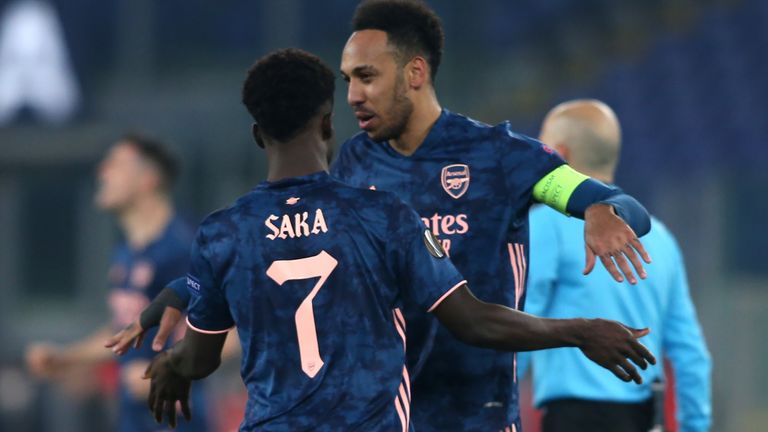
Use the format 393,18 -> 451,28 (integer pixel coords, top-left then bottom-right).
108,216 -> 209,432
331,109 -> 565,431
185,171 -> 465,432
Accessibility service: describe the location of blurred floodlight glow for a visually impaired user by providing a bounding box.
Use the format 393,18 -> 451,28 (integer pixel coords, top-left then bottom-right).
0,0 -> 79,125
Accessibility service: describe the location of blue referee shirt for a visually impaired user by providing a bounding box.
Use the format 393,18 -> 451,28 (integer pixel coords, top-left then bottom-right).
517,205 -> 712,432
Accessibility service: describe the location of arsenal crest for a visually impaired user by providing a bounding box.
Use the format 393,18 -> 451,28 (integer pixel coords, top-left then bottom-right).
441,164 -> 470,199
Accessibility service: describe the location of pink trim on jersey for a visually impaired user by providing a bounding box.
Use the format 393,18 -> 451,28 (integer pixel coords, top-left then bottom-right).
402,366 -> 411,401
394,308 -> 406,332
394,395 -> 407,432
427,280 -> 467,313
513,352 -> 518,384
508,244 -> 520,309
399,383 -> 410,416
392,309 -> 411,432
508,243 -> 527,384
393,309 -> 406,350
186,316 -> 233,335
507,244 -> 527,310
516,243 -> 527,307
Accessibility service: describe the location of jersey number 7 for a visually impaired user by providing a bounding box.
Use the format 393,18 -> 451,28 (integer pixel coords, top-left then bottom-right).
266,250 -> 338,378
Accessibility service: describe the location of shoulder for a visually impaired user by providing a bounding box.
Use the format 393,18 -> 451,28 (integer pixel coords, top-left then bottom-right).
330,179 -> 405,210
196,192 -> 259,240
441,110 -> 496,144
332,132 -> 380,179
492,120 -> 554,154
336,131 -> 376,159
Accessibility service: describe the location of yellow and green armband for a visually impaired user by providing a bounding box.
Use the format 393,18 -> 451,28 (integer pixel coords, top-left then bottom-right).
532,165 -> 589,215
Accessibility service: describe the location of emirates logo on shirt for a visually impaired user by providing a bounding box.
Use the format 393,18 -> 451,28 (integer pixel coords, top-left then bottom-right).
441,164 -> 470,199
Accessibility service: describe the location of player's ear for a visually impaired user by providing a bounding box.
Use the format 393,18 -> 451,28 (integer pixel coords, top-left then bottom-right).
321,112 -> 333,141
251,123 -> 265,149
407,56 -> 429,89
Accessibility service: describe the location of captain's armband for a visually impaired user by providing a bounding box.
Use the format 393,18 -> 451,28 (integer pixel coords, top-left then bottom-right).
532,165 -> 589,215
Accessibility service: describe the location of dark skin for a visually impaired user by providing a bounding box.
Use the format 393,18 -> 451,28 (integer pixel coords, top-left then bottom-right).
139,108 -> 655,428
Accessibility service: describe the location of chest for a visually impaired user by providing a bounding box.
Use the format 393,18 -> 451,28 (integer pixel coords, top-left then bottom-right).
346,150 -> 531,240
108,254 -> 157,293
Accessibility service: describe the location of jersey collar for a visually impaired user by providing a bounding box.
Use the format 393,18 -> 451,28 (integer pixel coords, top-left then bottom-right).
255,170 -> 333,190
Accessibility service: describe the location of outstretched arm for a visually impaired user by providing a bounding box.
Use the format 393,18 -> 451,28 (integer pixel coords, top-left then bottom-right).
533,165 -> 652,284
432,284 -> 656,384
28,326 -> 114,379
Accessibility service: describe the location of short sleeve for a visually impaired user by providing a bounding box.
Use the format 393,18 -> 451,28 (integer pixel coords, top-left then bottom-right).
186,229 -> 234,333
497,124 -> 564,203
167,276 -> 191,306
386,199 -> 466,312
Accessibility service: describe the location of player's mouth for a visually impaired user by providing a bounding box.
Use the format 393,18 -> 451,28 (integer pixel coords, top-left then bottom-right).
355,111 -> 376,130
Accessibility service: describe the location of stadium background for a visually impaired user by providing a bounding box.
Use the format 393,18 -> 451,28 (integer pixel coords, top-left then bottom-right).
0,0 -> 765,430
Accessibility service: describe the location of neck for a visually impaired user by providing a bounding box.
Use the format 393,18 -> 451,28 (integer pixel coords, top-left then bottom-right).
388,89 -> 442,156
266,134 -> 328,182
119,193 -> 173,250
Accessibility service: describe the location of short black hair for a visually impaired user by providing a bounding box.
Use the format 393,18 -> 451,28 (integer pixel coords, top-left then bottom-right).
121,133 -> 180,190
352,0 -> 444,81
242,48 -> 335,142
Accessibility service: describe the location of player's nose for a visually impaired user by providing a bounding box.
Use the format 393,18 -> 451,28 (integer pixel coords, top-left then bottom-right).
346,81 -> 365,107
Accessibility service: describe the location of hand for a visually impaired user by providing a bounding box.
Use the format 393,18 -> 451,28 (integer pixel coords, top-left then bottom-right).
577,319 -> 656,384
583,204 -> 652,284
25,343 -> 69,379
105,321 -> 146,356
105,307 -> 183,355
145,351 -> 192,428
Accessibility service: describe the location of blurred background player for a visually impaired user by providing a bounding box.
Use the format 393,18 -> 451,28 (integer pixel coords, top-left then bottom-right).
24,134 -> 211,432
518,99 -> 712,432
143,47 -> 656,432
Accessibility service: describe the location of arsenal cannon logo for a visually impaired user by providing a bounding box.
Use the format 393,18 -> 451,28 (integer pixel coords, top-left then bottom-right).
441,164 -> 470,199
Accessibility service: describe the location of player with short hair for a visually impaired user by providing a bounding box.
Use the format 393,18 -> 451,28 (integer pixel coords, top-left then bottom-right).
25,133 -> 210,432
331,1 -> 655,430
142,48 -> 655,432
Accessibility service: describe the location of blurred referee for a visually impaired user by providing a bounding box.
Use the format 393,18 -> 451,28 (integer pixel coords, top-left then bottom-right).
518,100 -> 712,432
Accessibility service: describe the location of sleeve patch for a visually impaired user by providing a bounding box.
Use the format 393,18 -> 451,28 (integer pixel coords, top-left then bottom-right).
186,275 -> 201,293
422,229 -> 446,259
